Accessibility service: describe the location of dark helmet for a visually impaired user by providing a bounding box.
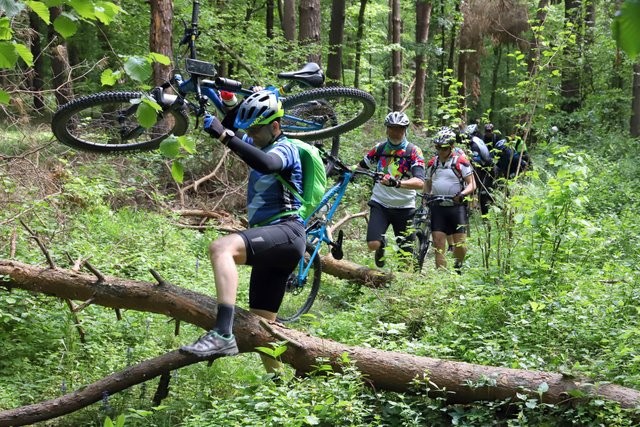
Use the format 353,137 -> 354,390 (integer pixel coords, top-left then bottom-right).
433,127 -> 458,146
234,90 -> 284,129
485,123 -> 494,132
384,111 -> 410,127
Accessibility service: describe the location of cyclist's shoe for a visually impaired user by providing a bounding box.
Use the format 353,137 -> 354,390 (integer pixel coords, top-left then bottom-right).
180,331 -> 238,358
454,260 -> 463,275
374,236 -> 386,268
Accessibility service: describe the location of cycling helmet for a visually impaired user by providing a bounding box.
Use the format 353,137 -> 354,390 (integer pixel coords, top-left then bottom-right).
464,124 -> 479,137
234,90 -> 284,129
432,127 -> 458,146
485,123 -> 494,132
384,111 -> 410,127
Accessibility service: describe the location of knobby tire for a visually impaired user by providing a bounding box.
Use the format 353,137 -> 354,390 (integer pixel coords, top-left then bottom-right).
51,91 -> 189,153
276,243 -> 321,323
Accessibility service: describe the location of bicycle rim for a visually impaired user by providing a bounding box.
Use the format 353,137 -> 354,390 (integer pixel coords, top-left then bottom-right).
276,243 -> 321,322
51,91 -> 189,153
281,86 -> 376,143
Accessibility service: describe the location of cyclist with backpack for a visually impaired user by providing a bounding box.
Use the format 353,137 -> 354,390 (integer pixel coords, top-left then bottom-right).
463,124 -> 494,215
180,90 -> 306,370
425,127 -> 476,273
353,111 -> 425,268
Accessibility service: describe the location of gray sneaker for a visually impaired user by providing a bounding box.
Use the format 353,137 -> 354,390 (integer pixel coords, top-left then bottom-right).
180,331 -> 239,357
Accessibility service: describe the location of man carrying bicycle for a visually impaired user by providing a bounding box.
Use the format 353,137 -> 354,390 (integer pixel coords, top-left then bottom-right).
354,112 -> 425,268
425,127 -> 476,273
180,90 -> 306,370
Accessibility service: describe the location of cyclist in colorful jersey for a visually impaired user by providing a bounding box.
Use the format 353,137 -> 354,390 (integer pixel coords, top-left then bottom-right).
180,90 -> 306,368
354,111 -> 425,267
425,127 -> 476,273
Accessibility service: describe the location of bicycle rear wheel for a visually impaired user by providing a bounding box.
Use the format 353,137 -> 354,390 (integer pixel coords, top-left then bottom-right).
281,86 -> 376,146
51,91 -> 189,153
276,243 -> 321,323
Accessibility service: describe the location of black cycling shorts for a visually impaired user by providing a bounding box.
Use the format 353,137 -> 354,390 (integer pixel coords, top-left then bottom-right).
430,204 -> 468,235
366,200 -> 416,250
238,219 -> 306,312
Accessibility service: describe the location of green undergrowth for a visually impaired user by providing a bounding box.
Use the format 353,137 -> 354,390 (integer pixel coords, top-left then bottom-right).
2,129 -> 640,425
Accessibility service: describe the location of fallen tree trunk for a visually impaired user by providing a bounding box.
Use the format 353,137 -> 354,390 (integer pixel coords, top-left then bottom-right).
0,259 -> 638,426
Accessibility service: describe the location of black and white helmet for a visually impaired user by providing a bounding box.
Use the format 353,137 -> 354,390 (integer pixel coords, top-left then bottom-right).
464,124 -> 479,137
384,111 -> 410,127
433,127 -> 458,146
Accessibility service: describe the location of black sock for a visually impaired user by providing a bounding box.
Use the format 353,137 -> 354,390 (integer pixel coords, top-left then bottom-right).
214,303 -> 235,337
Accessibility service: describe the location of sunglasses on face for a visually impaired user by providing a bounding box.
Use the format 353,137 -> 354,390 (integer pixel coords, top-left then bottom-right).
436,145 -> 451,150
247,124 -> 267,133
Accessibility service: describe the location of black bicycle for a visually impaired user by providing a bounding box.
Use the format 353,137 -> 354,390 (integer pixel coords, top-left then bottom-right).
51,0 -> 376,169
412,194 -> 457,272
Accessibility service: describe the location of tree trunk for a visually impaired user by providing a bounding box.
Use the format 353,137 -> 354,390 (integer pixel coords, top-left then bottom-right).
149,0 -> 173,85
413,1 -> 432,122
326,0 -> 346,85
28,11 -> 45,111
282,0 -> 296,42
1,258 -> 639,426
560,0 -> 582,113
389,0 -> 402,111
631,62 -> 640,137
353,0 -> 368,88
298,0 -> 321,65
48,6 -> 74,106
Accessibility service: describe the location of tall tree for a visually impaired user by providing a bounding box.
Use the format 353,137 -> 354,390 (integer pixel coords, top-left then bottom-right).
413,1 -> 432,121
389,0 -> 402,111
299,0 -> 321,65
326,0 -> 346,85
353,0 -> 368,88
282,0 -> 297,41
631,62 -> 640,137
28,11 -> 45,111
560,0 -> 582,113
149,0 -> 173,85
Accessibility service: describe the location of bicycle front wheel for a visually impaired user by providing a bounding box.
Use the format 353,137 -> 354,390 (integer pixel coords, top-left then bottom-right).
281,86 -> 376,143
276,243 -> 321,323
413,216 -> 431,272
51,91 -> 189,153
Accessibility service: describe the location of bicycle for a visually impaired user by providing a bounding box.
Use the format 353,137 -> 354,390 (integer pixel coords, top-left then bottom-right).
276,153 -> 382,322
412,194 -> 457,272
51,0 -> 376,172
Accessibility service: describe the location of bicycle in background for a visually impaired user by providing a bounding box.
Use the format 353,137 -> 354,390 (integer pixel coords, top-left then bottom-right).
412,194 -> 456,272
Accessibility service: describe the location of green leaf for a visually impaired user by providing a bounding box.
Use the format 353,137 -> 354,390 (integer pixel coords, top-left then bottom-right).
149,52 -> 171,66
0,41 -> 18,68
0,0 -> 25,18
115,414 -> 126,427
124,56 -> 152,83
0,89 -> 9,105
159,137 -> 180,158
613,0 -> 640,59
69,0 -> 96,19
255,346 -> 277,357
305,415 -> 320,425
14,43 -> 33,66
136,100 -> 159,128
171,161 -> 184,183
25,1 -> 51,24
103,417 -> 114,427
53,14 -> 78,39
100,69 -> 120,86
94,2 -> 123,25
0,18 -> 12,41
177,135 -> 196,154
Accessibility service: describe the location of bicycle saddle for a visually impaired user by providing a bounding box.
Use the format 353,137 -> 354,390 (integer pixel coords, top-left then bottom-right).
278,62 -> 325,88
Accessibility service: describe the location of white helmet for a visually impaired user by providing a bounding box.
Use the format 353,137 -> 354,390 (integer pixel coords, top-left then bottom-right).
384,111 -> 410,127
